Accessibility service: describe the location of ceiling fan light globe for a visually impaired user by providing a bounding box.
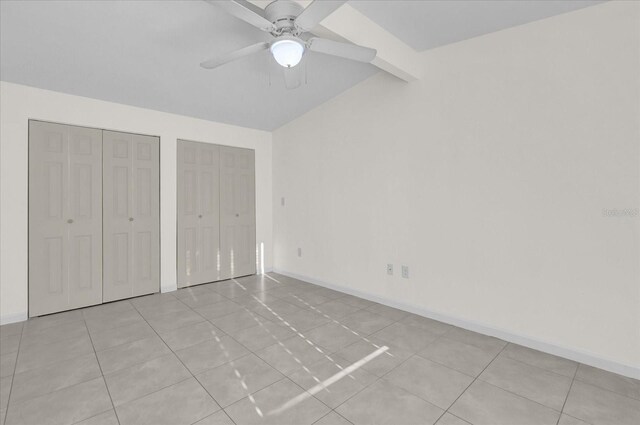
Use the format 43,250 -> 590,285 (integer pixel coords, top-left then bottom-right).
270,39 -> 305,68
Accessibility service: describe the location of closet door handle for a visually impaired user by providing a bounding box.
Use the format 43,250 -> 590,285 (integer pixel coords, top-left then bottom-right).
198,214 -> 203,219
129,217 -> 134,222
235,213 -> 239,217
67,219 -> 74,224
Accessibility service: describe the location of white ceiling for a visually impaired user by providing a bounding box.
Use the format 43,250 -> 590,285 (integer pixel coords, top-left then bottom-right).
0,0 -> 377,130
350,0 -> 605,52
0,1 -> 604,130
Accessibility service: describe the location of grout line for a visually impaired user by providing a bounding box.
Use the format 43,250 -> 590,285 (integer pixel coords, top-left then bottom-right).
1,322 -> 25,425
82,314 -> 122,425
435,342 -> 509,423
556,363 -> 579,425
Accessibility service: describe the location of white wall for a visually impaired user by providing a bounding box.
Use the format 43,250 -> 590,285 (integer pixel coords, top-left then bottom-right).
273,1 -> 639,376
0,81 -> 273,323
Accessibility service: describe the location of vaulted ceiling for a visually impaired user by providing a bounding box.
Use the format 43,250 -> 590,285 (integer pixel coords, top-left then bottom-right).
0,0 -> 603,130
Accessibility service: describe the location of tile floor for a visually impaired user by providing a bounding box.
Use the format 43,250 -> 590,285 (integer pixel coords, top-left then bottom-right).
1,272 -> 639,425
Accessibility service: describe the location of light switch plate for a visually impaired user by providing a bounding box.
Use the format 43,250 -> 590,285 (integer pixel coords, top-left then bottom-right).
401,266 -> 409,279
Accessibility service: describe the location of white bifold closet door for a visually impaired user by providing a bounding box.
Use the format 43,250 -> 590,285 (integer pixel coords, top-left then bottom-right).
177,141 -> 256,287
29,121 -> 103,317
219,146 -> 256,280
177,140 -> 221,287
103,130 -> 160,302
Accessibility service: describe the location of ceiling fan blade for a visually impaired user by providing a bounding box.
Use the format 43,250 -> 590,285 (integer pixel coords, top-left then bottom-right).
307,37 -> 376,63
204,0 -> 276,32
294,0 -> 347,32
283,65 -> 303,90
200,42 -> 269,69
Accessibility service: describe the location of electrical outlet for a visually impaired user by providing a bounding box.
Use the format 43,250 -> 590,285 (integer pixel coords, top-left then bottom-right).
386,264 -> 393,275
297,247 -> 302,257
401,265 -> 409,279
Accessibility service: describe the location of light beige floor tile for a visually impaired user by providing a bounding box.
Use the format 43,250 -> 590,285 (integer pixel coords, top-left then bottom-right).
20,320 -> 88,349
23,310 -> 83,334
310,300 -> 362,319
371,322 -> 440,353
335,338 -> 412,377
449,380 -> 559,425
129,292 -> 177,309
85,309 -> 144,334
194,300 -> 244,320
435,413 -> 471,425
385,355 -> 473,409
336,379 -> 443,425
304,322 -> 362,352
90,321 -> 156,351
255,336 -> 328,376
557,414 -> 591,425
479,355 -> 572,411
10,352 -> 101,405
419,336 -> 497,377
159,321 -> 223,351
563,380 -> 640,425
366,303 -> 410,322
224,378 -> 330,425
146,309 -> 205,333
288,356 -> 376,408
0,334 -> 20,356
279,292 -> 331,309
5,377 -> 112,425
251,299 -> 302,320
0,322 -> 24,339
96,335 -> 171,374
0,351 -> 17,378
1,375 -> 11,410
337,295 -> 375,309
501,344 -> 578,378
176,336 -> 249,375
16,334 -> 94,373
210,309 -> 271,334
575,364 -> 640,400
136,299 -> 192,319
116,378 -> 219,425
174,284 -> 217,300
104,353 -> 191,406
196,354 -> 283,407
181,292 -> 228,309
335,310 -> 394,336
399,314 -> 453,335
82,300 -> 134,320
278,310 -> 331,332
228,320 -> 295,352
444,328 -> 506,355
313,411 -> 353,425
75,409 -> 119,425
195,410 -> 235,425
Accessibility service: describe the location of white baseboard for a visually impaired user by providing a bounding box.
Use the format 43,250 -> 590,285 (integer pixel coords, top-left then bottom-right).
273,268 -> 640,380
0,311 -> 28,326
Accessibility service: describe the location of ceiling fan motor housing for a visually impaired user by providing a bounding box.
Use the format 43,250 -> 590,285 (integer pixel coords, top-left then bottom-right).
265,0 -> 304,34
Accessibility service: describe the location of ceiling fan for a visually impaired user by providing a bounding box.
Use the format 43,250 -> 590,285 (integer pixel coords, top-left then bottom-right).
200,0 -> 377,88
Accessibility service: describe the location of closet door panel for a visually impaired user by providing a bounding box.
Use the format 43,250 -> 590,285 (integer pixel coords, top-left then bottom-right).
29,122 -> 70,316
198,144 -> 221,283
103,131 -> 134,302
220,147 -> 256,279
177,141 -> 202,287
131,134 -> 160,296
103,131 -> 159,301
177,140 -> 220,287
29,122 -> 102,316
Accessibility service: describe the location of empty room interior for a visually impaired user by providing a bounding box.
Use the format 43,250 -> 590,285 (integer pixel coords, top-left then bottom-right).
0,0 -> 639,424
